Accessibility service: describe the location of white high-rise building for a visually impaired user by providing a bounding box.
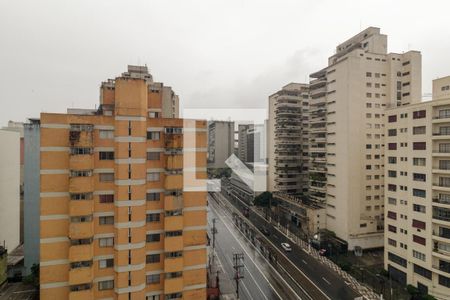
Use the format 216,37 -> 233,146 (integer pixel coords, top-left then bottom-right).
308,27 -> 422,249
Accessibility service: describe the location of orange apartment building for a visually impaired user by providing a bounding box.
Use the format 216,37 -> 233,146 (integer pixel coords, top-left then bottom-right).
39,66 -> 207,300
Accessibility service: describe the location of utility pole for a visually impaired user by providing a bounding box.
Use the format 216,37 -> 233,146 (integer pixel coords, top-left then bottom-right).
233,253 -> 244,299
212,218 -> 217,250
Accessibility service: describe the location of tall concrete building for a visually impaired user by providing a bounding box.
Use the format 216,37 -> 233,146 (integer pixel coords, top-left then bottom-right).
237,124 -> 253,163
0,129 -> 21,252
23,118 -> 41,275
433,76 -> 450,100
39,66 -> 207,300
307,27 -> 422,249
207,121 -> 234,169
267,83 -> 310,195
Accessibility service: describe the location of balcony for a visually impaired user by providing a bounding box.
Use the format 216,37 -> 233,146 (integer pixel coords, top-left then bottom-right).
69,154 -> 94,170
164,236 -> 183,252
165,175 -> 183,190
69,177 -> 94,193
69,200 -> 93,216
69,128 -> 93,147
69,290 -> 93,300
164,196 -> 183,210
69,244 -> 93,262
310,86 -> 327,98
164,216 -> 183,231
165,135 -> 183,149
69,222 -> 94,239
166,155 -> 183,170
164,277 -> 183,294
164,257 -> 183,273
69,267 -> 93,285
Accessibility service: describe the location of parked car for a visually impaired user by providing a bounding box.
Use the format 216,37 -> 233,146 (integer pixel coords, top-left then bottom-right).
319,249 -> 327,256
281,243 -> 292,252
261,227 -> 270,236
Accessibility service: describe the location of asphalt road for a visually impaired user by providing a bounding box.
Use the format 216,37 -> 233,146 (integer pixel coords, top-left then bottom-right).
208,195 -> 302,300
217,190 -> 361,300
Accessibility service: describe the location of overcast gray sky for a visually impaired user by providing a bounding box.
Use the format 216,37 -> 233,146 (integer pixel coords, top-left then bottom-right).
1,0 -> 450,124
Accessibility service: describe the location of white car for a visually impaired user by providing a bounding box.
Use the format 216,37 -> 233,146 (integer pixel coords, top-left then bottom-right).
281,243 -> 292,252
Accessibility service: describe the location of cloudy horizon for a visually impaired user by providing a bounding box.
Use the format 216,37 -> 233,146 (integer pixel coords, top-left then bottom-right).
1,0 -> 450,124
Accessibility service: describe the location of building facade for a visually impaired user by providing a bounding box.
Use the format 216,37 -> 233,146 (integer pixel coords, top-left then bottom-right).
23,119 -> 41,275
207,121 -> 234,169
384,96 -> 450,299
0,129 -> 21,252
308,27 -> 422,249
39,66 -> 207,300
267,83 -> 309,195
237,124 -> 253,163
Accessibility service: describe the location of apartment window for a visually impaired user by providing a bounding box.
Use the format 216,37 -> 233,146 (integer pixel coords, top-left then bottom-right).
388,143 -> 397,150
387,238 -> 397,247
165,209 -> 182,217
366,144 -> 372,149
71,238 -> 92,246
99,216 -> 114,225
388,157 -> 397,164
146,274 -> 160,284
388,115 -> 397,123
412,250 -> 426,261
413,204 -> 426,213
99,258 -> 114,269
439,275 -> 450,288
71,192 -> 93,200
387,211 -> 397,220
413,142 -> 426,150
98,280 -> 114,291
149,112 -> 159,118
166,293 -> 183,299
99,194 -> 114,203
440,126 -> 450,135
70,147 -> 93,155
440,144 -> 450,154
412,219 -> 426,230
388,129 -> 397,136
413,173 -> 426,182
165,230 -> 182,237
166,251 -> 183,258
70,283 -> 92,292
388,252 -> 407,267
366,72 -> 372,77
99,237 -> 114,247
146,254 -> 160,264
146,234 -> 160,242
99,151 -> 114,160
366,93 -> 372,98
99,173 -> 114,182
413,264 -> 432,280
147,172 -> 160,182
388,184 -> 397,192
439,109 -> 450,119
147,152 -> 160,160
71,215 -> 92,223
146,213 -> 161,223
413,158 -> 426,166
70,170 -> 92,177
413,126 -> 426,135
402,61 -> 410,66
413,235 -> 426,246
440,160 -> 450,170
388,170 -> 397,178
388,225 -> 397,233
99,130 -> 114,139
146,192 -> 160,201
413,110 -> 426,119
413,189 -> 426,198
147,131 -> 160,140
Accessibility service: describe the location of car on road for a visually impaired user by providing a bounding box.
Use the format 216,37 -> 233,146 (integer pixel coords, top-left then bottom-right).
319,249 -> 327,256
261,227 -> 270,236
281,242 -> 292,252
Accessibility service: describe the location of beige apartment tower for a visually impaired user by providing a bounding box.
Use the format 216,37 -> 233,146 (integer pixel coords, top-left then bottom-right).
308,27 -> 422,249
39,66 -> 207,300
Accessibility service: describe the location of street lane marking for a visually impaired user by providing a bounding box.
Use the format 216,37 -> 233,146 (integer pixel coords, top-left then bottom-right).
210,197 -> 303,300
322,277 -> 331,285
302,259 -> 308,265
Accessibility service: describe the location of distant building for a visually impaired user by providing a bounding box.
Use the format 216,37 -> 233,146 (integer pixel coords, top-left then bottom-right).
0,130 -> 21,252
237,124 -> 253,163
23,119 -> 40,275
433,75 -> 450,100
0,246 -> 6,285
207,121 -> 234,169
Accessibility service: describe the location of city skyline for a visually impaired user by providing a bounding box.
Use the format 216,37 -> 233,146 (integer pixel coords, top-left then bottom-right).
2,0 -> 450,124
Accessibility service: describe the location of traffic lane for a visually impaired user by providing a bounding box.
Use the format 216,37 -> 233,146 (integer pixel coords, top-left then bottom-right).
248,207 -> 359,300
212,194 -> 328,300
209,201 -> 283,300
222,192 -> 359,300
